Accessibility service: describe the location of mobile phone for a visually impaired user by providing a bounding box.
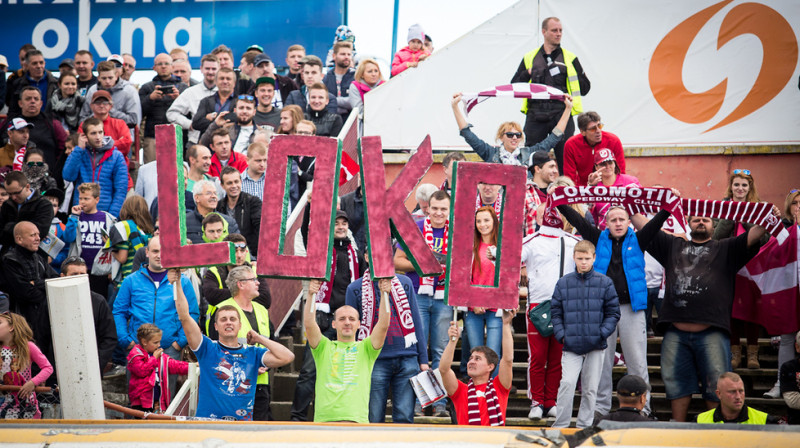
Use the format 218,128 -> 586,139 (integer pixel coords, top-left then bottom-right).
225,112 -> 237,122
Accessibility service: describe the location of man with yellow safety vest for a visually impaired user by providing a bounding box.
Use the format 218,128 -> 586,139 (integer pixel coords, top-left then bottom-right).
697,372 -> 778,424
511,16 -> 590,173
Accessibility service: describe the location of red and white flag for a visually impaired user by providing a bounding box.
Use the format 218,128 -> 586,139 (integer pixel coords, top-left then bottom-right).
461,83 -> 566,115
339,151 -> 359,186
734,225 -> 800,335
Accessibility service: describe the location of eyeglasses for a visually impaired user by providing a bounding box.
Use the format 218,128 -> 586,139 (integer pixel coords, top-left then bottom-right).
113,63 -> 123,68
239,277 -> 259,283
234,243 -> 248,250
154,62 -> 169,67
26,161 -> 44,167
238,95 -> 255,101
732,169 -> 751,176
504,132 -> 522,139
5,188 -> 25,196
586,123 -> 604,132
153,226 -> 159,232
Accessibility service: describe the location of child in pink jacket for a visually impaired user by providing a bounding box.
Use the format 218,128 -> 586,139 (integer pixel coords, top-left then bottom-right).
127,323 -> 188,413
391,24 -> 432,77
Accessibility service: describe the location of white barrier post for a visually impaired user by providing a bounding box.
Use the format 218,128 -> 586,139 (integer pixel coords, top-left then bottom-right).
46,274 -> 105,419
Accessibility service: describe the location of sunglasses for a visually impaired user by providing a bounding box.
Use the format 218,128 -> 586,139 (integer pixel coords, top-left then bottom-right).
504,132 -> 522,139
234,243 -> 248,250
732,169 -> 751,176
26,161 -> 44,167
586,123 -> 604,132
238,95 -> 255,101
64,255 -> 86,264
791,189 -> 799,194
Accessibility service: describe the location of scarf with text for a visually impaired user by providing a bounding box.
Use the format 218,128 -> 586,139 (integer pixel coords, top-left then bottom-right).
543,186 -> 787,243
476,190 -> 504,215
419,217 -> 448,298
356,270 -> 417,347
467,378 -> 504,426
315,243 -> 359,313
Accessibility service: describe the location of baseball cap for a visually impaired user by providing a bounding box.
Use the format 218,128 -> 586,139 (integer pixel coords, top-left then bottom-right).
594,148 -> 616,165
253,53 -> 272,67
336,210 -> 349,222
528,151 -> 553,169
0,54 -> 9,68
92,90 -> 112,103
616,375 -> 651,397
7,117 -> 34,131
247,44 -> 264,53
254,76 -> 275,88
42,187 -> 65,204
59,58 -> 75,69
107,54 -> 124,67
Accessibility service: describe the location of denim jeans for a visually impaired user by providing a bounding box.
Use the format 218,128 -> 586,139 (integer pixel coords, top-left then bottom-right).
415,294 -> 453,369
369,356 -> 420,423
661,326 -> 730,401
464,310 -> 503,377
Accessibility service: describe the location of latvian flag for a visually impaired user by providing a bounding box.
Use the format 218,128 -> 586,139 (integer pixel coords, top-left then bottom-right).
461,83 -> 566,115
734,224 -> 800,335
339,151 -> 359,186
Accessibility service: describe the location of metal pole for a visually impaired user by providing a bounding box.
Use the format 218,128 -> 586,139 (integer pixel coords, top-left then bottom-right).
391,0 -> 400,63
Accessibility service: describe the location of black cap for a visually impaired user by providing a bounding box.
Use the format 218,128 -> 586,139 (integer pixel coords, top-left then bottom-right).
616,375 -> 651,397
336,210 -> 349,222
42,187 -> 65,204
528,150 -> 552,171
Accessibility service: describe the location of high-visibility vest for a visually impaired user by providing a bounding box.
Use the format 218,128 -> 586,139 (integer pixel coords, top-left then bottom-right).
696,406 -> 768,424
521,47 -> 582,116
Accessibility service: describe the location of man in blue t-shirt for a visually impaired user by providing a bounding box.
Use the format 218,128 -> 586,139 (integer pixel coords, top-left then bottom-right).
171,268 -> 294,420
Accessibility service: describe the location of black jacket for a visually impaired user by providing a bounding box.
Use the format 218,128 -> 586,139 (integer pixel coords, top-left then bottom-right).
306,109 -> 343,137
215,192 -> 262,257
184,208 -> 240,244
139,75 -> 188,138
0,190 -> 54,255
339,186 -> 365,251
192,92 -> 235,137
91,291 -> 118,373
6,71 -> 59,117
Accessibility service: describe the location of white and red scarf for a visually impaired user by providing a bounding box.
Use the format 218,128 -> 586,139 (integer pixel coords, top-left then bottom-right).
356,270 -> 417,347
315,244 -> 359,313
12,145 -> 27,171
543,186 -> 788,243
461,83 -> 566,116
476,190 -> 503,215
419,217 -> 447,298
467,378 -> 504,426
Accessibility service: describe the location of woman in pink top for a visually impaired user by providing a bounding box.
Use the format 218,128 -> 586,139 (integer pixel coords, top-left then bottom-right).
587,148 -> 641,230
465,206 -> 503,376
0,312 -> 54,419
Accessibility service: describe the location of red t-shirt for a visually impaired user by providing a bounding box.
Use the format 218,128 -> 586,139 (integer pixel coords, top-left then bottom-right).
450,376 -> 510,425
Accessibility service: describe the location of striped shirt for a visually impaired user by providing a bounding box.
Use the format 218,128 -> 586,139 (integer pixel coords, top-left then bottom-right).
241,170 -> 265,200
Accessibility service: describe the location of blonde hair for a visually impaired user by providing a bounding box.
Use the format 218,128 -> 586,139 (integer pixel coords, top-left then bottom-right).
574,240 -> 596,255
784,190 -> 800,223
355,58 -> 383,84
1,313 -> 34,371
494,122 -> 524,144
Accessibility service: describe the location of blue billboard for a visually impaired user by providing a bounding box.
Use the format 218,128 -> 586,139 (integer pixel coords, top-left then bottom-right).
0,0 -> 343,70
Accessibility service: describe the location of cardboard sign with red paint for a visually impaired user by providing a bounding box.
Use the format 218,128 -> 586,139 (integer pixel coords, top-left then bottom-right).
155,124 -> 235,268
256,135 -> 341,279
359,135 -> 442,280
444,161 -> 525,309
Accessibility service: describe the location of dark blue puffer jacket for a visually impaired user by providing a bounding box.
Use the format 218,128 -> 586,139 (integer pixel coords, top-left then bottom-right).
551,269 -> 620,355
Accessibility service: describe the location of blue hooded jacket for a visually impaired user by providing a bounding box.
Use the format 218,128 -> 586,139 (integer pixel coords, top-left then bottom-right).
62,135 -> 128,217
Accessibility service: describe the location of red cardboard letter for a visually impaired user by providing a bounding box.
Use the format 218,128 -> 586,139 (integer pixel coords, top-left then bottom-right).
156,124 -> 235,268
444,161 -> 525,309
257,135 -> 341,279
360,135 -> 441,279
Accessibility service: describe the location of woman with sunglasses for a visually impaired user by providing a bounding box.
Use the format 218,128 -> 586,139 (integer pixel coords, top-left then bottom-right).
451,93 -> 572,169
714,169 -> 770,370
21,148 -> 57,193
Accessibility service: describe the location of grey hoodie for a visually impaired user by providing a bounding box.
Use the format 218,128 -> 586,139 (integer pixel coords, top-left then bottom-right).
79,79 -> 142,128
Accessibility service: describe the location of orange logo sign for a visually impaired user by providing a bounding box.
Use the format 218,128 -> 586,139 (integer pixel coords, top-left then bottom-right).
649,0 -> 798,132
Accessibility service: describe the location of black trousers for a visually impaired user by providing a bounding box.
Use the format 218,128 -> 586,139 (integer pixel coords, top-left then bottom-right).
253,384 -> 271,421
523,113 -> 575,174
290,314 -> 336,421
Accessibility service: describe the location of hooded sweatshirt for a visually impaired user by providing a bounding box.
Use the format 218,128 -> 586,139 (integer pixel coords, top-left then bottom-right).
62,135 -> 129,217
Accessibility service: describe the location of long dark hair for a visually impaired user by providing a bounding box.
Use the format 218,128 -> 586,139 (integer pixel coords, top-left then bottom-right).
472,206 -> 498,275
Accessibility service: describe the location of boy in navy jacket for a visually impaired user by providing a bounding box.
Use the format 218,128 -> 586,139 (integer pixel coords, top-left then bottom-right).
551,240 -> 620,428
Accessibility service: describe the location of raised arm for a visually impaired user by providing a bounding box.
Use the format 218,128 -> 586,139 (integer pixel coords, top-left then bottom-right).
747,224 -> 768,248
369,278 -> 393,350
169,268 -> 203,350
304,279 -> 323,349
497,309 -> 516,390
451,93 -> 469,131
552,96 -> 573,134
557,204 -> 600,243
439,321 -> 461,396
246,330 -> 295,368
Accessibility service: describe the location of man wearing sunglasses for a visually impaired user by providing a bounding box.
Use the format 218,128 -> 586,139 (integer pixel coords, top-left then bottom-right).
200,95 -> 258,154
0,171 -> 53,255
563,111 -> 626,187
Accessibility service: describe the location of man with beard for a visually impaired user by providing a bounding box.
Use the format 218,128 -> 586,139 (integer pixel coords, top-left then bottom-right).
200,95 -> 257,155
322,41 -> 355,120
641,215 -> 768,422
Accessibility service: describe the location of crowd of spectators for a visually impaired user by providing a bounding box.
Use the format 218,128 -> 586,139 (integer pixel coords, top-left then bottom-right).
0,16 -> 797,429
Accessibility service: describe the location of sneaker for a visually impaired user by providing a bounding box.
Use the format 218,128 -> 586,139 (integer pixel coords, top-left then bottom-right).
434,404 -> 449,417
103,364 -> 126,378
546,406 -> 557,418
764,384 -> 781,399
647,329 -> 656,339
528,405 -> 544,420
414,403 -> 424,417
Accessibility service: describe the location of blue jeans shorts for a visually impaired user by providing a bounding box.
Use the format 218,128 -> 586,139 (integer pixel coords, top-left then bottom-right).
661,326 -> 731,402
